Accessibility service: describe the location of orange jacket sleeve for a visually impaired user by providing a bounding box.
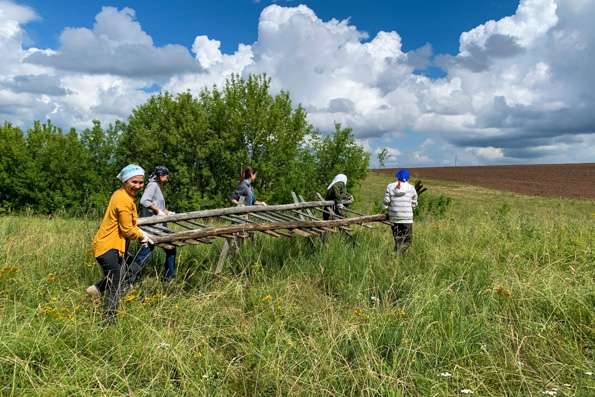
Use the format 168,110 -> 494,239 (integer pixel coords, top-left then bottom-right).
117,200 -> 143,240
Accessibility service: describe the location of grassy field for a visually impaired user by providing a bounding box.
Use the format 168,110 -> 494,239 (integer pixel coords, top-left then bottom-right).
1,172 -> 593,396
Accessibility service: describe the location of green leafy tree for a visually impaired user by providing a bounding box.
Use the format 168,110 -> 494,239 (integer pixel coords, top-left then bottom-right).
25,121 -> 94,213
118,91 -> 216,210
0,123 -> 35,211
80,120 -> 122,212
119,74 -> 321,209
311,123 -> 370,193
377,148 -> 390,168
0,74 -> 371,214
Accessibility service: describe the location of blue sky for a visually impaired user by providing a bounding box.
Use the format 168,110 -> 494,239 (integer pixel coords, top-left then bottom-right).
23,0 -> 518,66
2,0 -> 594,166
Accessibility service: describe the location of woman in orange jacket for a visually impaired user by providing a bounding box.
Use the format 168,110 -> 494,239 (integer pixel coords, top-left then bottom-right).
86,164 -> 153,323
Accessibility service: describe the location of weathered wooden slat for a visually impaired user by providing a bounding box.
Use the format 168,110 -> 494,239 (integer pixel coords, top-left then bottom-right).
296,194 -> 332,233
291,210 -> 336,232
145,223 -> 176,233
137,201 -> 335,226
220,215 -> 245,224
156,243 -> 177,250
222,215 -> 282,238
262,230 -> 282,238
286,212 -> 328,234
256,210 -> 323,235
140,225 -> 171,235
246,213 -> 293,237
291,192 -> 304,220
150,214 -> 387,244
172,221 -> 194,230
182,219 -> 209,228
298,194 -> 317,219
291,228 -> 315,237
165,221 -> 214,243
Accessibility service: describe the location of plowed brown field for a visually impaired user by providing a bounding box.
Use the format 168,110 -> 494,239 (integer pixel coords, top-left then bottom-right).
375,163 -> 595,199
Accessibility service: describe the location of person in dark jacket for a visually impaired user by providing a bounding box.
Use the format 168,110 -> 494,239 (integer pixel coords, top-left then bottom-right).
323,173 -> 353,220
128,166 -> 177,283
230,166 -> 266,206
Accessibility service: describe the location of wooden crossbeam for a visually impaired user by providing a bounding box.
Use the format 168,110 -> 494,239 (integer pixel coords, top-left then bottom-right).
137,200 -> 335,226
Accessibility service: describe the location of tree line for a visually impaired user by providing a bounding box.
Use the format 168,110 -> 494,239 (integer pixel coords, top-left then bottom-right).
0,74 -> 369,215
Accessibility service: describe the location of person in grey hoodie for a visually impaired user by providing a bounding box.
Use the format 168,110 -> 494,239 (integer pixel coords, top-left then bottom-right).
383,169 -> 418,252
128,166 -> 177,283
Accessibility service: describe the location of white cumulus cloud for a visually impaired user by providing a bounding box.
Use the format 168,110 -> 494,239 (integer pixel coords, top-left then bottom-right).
0,0 -> 593,165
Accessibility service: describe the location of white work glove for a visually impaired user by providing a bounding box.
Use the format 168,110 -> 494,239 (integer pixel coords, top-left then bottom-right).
140,230 -> 155,246
337,203 -> 345,210
157,209 -> 166,216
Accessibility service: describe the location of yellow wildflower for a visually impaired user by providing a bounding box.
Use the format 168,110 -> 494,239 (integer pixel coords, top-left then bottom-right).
0,266 -> 20,279
494,284 -> 512,298
38,303 -> 76,322
393,308 -> 407,319
124,290 -> 139,303
262,294 -> 273,303
353,308 -> 364,317
143,293 -> 166,305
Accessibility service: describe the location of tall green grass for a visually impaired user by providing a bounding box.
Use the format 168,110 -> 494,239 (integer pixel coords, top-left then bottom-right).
0,173 -> 593,396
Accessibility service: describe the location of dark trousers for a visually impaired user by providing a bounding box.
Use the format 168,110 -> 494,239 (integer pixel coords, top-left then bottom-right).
392,223 -> 413,252
94,249 -> 126,321
127,244 -> 176,284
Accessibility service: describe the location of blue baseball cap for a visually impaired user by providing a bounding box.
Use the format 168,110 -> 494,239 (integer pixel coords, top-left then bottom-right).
396,169 -> 410,182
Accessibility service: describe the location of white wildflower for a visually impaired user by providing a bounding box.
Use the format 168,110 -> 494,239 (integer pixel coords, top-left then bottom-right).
585,371 -> 593,376
370,296 -> 379,303
460,389 -> 474,394
542,389 -> 557,396
439,372 -> 452,378
157,342 -> 171,349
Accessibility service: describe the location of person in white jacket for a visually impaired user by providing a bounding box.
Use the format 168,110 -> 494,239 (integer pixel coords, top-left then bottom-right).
383,169 -> 418,252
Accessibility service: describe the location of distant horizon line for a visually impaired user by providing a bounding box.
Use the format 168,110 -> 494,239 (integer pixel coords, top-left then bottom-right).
371,162 -> 595,170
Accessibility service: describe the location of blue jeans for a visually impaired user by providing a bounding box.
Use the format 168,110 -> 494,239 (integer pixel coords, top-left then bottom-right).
129,244 -> 176,283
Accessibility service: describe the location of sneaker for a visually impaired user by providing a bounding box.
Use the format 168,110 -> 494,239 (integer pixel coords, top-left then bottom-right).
86,285 -> 101,299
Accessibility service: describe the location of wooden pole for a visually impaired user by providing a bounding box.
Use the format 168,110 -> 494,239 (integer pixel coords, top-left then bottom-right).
214,239 -> 231,274
138,200 -> 335,226
342,207 -> 392,226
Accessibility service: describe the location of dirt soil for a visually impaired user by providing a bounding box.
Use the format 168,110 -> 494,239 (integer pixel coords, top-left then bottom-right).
375,163 -> 595,200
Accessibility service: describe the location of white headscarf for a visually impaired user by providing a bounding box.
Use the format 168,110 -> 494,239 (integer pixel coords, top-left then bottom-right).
327,174 -> 347,190
117,164 -> 144,182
